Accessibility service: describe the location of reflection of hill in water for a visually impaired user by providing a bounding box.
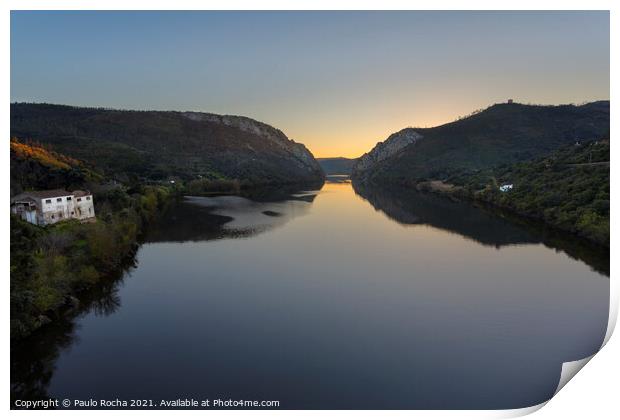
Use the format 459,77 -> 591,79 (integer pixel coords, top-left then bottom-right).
353,182 -> 537,247
145,188 -> 319,243
353,182 -> 609,276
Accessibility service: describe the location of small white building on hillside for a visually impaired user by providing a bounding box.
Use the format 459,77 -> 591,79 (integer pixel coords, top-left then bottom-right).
11,189 -> 95,226
499,184 -> 514,192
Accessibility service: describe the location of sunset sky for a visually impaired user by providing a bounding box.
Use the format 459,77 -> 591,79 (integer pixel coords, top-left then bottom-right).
11,11 -> 609,158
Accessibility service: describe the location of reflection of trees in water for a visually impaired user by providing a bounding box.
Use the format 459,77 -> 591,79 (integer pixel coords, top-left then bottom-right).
353,181 -> 609,276
145,185 -> 320,244
353,181 -> 539,246
89,282 -> 123,317
238,180 -> 324,203
11,265 -> 128,404
11,320 -> 76,403
11,183 -> 322,405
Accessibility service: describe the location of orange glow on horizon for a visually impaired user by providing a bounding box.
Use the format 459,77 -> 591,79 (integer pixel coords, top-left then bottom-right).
297,105 -> 479,159
300,95 -> 610,159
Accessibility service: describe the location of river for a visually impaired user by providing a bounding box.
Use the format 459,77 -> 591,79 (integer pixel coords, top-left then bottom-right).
11,180 -> 609,409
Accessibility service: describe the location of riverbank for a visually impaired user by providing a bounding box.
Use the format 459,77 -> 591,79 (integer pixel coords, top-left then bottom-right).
354,140 -> 610,248
10,185 -> 173,340
414,175 -> 609,248
10,178 -> 326,341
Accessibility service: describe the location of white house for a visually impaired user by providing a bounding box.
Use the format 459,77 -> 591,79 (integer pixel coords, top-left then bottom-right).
499,184 -> 514,193
11,189 -> 95,226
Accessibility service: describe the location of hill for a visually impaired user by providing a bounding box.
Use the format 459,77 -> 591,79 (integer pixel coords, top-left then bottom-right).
352,101 -> 609,184
441,140 -> 610,246
317,157 -> 357,175
11,103 -> 324,186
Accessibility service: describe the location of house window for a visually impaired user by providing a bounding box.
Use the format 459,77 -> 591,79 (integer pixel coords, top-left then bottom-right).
67,197 -> 72,201
45,199 -> 51,204
71,211 -> 75,215
51,215 -> 55,219
57,198 -> 62,202
86,196 -> 91,201
77,198 -> 82,202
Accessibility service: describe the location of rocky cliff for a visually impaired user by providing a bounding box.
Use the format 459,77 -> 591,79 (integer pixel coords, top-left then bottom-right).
181,112 -> 321,173
352,128 -> 423,180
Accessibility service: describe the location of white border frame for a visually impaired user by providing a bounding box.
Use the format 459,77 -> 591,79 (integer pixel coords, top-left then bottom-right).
2,2 -> 616,419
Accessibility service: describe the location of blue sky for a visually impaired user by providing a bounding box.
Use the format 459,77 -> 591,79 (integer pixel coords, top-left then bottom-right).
11,11 -> 609,157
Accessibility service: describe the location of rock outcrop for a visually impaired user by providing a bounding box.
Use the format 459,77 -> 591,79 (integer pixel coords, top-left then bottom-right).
180,111 -> 322,175
352,128 -> 422,181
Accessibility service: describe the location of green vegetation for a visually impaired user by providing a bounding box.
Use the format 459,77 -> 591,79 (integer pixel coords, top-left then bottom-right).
11,185 -> 171,339
10,137 -> 102,196
11,103 -> 324,185
355,101 -> 609,183
185,178 -> 241,194
444,140 -> 610,246
10,138 -> 177,339
10,134 -> 322,340
352,101 -> 609,246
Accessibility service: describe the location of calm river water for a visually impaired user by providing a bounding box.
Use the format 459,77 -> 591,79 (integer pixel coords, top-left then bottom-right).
11,180 -> 609,409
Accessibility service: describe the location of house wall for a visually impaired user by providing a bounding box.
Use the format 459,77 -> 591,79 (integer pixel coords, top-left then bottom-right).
11,205 -> 38,225
23,210 -> 37,224
74,195 -> 95,220
12,192 -> 95,226
39,194 -> 76,225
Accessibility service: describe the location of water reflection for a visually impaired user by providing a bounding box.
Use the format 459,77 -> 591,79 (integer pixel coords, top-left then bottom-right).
145,190 -> 318,243
11,185 -> 321,404
11,276 -> 128,403
353,181 -> 609,276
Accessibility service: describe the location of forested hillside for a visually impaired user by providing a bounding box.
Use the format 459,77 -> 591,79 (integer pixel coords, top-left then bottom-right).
11,103 -> 324,185
353,101 -> 609,184
440,140 -> 610,245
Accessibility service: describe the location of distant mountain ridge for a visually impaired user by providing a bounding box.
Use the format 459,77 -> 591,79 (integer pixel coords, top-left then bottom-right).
11,103 -> 324,185
317,157 -> 357,175
352,101 -> 610,184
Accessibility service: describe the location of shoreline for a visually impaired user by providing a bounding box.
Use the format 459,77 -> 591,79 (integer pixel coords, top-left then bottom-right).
353,178 -> 610,249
